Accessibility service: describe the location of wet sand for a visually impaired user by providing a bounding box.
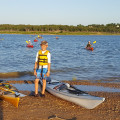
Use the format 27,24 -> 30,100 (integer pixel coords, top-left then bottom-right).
0,80 -> 120,120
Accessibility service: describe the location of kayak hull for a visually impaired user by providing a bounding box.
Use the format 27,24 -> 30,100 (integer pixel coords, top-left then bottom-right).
40,79 -> 105,109
86,47 -> 94,51
38,37 -> 43,39
0,95 -> 19,108
34,40 -> 38,42
0,81 -> 26,107
26,45 -> 34,48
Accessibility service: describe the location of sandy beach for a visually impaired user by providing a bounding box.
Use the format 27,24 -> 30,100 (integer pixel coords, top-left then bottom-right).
0,80 -> 120,120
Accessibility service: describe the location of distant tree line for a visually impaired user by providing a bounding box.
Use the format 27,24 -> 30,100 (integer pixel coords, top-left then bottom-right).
0,23 -> 120,33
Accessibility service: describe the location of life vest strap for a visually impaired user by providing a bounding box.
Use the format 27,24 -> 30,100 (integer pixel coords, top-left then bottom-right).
38,50 -> 50,66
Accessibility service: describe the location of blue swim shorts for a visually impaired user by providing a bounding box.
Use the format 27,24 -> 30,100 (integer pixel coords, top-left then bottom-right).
36,68 -> 48,79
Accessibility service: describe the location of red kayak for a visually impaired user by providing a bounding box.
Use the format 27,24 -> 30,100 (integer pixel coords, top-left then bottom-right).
26,44 -> 34,48
86,47 -> 94,51
34,39 -> 38,42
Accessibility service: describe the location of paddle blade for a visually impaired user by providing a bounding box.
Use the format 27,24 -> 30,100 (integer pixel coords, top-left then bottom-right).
26,41 -> 28,44
93,41 -> 96,44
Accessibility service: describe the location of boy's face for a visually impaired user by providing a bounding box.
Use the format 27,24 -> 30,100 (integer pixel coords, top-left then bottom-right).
41,44 -> 48,51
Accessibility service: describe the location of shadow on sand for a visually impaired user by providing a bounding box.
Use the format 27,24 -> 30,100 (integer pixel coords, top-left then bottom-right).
48,115 -> 77,120
0,100 -> 3,120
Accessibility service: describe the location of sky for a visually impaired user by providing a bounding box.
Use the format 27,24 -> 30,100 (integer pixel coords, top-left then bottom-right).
0,0 -> 120,26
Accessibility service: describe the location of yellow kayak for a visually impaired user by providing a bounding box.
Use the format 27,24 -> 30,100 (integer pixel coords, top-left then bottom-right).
0,95 -> 19,108
0,81 -> 26,108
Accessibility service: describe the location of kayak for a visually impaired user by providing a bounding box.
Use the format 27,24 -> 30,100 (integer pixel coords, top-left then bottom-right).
0,94 -> 19,108
56,37 -> 59,39
26,44 -> 34,48
86,47 -> 94,51
34,39 -> 38,42
40,78 -> 105,109
38,36 -> 43,39
0,81 -> 26,108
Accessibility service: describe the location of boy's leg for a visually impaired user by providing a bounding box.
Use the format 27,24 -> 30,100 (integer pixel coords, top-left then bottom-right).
35,78 -> 39,95
41,79 -> 46,94
41,68 -> 47,95
34,69 -> 41,95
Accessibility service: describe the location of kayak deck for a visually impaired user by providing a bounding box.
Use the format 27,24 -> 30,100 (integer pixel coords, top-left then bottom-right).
40,79 -> 105,109
0,81 -> 26,107
86,47 -> 94,51
26,44 -> 34,48
34,40 -> 38,42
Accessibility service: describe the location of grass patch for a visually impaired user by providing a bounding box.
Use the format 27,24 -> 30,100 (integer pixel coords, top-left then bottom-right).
0,31 -> 120,35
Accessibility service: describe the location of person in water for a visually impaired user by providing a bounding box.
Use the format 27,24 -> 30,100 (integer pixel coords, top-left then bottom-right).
56,36 -> 59,39
86,41 -> 92,48
34,40 -> 51,97
28,40 -> 32,45
38,35 -> 42,39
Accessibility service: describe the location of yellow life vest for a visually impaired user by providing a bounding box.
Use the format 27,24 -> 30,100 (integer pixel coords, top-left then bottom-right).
38,50 -> 50,66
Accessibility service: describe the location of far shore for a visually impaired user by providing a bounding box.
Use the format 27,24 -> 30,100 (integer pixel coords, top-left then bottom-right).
0,31 -> 120,35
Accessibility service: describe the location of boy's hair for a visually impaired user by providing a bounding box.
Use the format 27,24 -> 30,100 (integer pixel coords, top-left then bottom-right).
40,40 -> 48,45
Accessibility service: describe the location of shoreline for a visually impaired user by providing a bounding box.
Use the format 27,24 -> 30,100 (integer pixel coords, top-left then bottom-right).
7,79 -> 120,88
1,31 -> 120,35
2,91 -> 120,120
0,80 -> 120,120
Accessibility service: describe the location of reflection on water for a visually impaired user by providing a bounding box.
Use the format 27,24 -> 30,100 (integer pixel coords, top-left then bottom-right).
75,85 -> 120,92
12,84 -> 120,93
12,84 -> 40,91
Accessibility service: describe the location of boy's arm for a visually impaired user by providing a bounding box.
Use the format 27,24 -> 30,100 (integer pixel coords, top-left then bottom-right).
34,62 -> 38,70
46,52 -> 51,77
34,52 -> 38,70
47,63 -> 51,73
34,62 -> 38,76
34,52 -> 38,76
46,63 -> 51,77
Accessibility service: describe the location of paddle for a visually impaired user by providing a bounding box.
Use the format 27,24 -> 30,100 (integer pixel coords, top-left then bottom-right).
0,83 -> 20,96
93,41 -> 96,44
69,85 -> 88,94
26,41 -> 28,44
0,87 -> 20,96
38,35 -> 43,38
0,38 -> 4,40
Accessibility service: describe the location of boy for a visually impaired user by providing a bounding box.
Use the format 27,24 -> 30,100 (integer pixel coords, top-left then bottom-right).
34,40 -> 51,97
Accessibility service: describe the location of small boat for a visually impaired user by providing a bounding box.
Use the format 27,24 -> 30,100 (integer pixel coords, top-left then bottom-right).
56,37 -> 59,39
26,44 -> 34,48
38,37 -> 43,39
34,39 -> 38,42
86,47 -> 94,51
38,35 -> 43,39
0,94 -> 20,108
0,81 -> 26,107
40,79 -> 105,109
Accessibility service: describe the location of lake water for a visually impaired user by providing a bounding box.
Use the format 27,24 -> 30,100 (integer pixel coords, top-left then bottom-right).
0,34 -> 120,83
12,84 -> 120,92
